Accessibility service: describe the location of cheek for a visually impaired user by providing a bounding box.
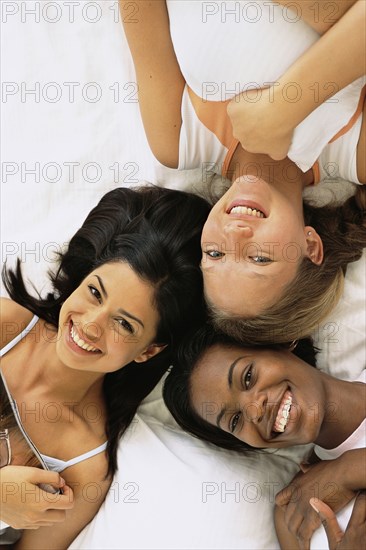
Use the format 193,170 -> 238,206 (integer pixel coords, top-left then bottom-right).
108,337 -> 141,365
58,304 -> 69,327
201,209 -> 221,242
239,428 -> 263,448
60,294 -> 81,317
201,222 -> 212,245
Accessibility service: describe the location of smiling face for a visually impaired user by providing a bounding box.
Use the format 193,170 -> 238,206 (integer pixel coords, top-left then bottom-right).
56,262 -> 163,374
201,176 -> 323,316
190,345 -> 327,449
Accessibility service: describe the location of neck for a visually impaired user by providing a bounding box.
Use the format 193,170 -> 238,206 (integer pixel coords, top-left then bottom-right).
30,327 -> 105,403
229,147 -> 313,191
315,372 -> 365,449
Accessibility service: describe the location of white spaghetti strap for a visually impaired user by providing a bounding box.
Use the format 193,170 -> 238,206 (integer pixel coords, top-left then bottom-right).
41,442 -> 108,472
0,315 -> 39,357
1,312 -> 108,474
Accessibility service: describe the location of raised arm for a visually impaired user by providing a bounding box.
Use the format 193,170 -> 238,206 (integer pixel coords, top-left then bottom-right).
275,0 -> 357,34
228,0 -> 366,160
120,0 -> 184,168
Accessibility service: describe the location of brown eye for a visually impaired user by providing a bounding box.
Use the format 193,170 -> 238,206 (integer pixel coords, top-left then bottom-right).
230,412 -> 241,433
116,318 -> 134,334
89,285 -> 102,303
244,365 -> 253,389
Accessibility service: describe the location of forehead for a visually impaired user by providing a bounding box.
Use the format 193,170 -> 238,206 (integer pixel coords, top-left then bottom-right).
193,344 -> 248,384
91,262 -> 149,287
88,262 -> 157,312
203,264 -> 298,316
193,345 -> 293,381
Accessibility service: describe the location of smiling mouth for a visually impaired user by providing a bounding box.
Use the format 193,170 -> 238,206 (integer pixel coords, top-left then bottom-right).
229,205 -> 265,218
272,390 -> 293,436
69,322 -> 101,353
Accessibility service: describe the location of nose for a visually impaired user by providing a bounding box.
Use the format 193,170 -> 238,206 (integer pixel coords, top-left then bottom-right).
80,309 -> 107,341
224,223 -> 254,239
243,391 -> 267,425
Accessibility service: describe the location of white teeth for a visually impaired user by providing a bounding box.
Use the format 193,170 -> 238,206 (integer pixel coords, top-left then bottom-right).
230,206 -> 264,218
273,391 -> 293,433
70,325 -> 99,353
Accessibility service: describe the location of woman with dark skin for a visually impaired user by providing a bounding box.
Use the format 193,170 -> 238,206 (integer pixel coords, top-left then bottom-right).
163,327 -> 366,549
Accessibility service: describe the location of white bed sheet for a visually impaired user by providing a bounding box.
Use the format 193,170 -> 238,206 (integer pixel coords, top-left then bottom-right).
2,2 -> 365,549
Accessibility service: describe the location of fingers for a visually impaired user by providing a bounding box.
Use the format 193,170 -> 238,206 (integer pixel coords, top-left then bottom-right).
346,491 -> 366,528
27,469 -> 66,489
295,512 -> 322,550
284,501 -> 321,550
40,509 -> 68,523
41,485 -> 74,510
275,484 -> 294,507
21,518 -> 64,529
310,497 -> 344,549
58,484 -> 73,501
14,495 -> 73,528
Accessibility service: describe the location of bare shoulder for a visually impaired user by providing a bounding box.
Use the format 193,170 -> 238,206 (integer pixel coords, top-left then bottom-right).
17,451 -> 111,550
63,444 -> 110,494
0,297 -> 34,349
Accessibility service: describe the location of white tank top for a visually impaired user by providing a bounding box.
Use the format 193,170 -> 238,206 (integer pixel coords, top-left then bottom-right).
0,314 -> 107,473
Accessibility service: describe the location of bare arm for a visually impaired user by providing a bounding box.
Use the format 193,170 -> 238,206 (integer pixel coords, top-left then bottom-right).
228,0 -> 366,160
14,454 -> 110,549
273,0 -> 365,126
120,0 -> 184,168
274,450 -> 366,549
275,0 -> 357,34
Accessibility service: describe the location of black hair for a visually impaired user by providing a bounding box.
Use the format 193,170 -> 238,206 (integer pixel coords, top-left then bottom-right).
2,185 -> 211,475
163,324 -> 317,453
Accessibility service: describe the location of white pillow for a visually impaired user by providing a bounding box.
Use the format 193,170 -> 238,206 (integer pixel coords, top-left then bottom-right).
71,179 -> 365,550
71,390 -> 308,549
3,2 -> 364,547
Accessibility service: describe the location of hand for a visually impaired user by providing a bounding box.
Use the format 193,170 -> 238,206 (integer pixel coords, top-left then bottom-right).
275,460 -> 356,550
311,491 -> 366,549
0,466 -> 74,529
227,87 -> 294,160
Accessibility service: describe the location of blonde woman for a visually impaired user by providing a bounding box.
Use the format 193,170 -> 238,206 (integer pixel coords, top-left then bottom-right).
122,0 -> 366,342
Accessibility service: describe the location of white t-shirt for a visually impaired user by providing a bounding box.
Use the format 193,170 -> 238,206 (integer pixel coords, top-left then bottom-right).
168,0 -> 366,177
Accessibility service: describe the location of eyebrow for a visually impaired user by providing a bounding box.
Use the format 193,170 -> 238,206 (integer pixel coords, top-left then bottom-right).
201,261 -> 271,278
215,356 -> 246,429
93,275 -> 145,329
228,356 -> 245,388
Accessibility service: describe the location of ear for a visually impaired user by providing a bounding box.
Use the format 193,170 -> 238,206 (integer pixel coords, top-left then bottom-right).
304,227 -> 324,265
133,343 -> 168,363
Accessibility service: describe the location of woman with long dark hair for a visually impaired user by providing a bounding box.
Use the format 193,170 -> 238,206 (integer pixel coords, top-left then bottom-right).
0,185 -> 210,548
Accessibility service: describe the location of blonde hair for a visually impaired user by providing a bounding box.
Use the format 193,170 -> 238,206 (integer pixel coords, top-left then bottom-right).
211,187 -> 366,344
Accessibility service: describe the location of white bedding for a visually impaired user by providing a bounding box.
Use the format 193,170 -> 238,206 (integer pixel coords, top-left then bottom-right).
2,2 -> 365,549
